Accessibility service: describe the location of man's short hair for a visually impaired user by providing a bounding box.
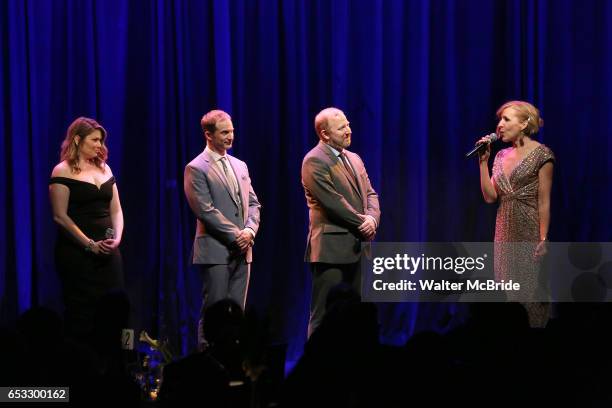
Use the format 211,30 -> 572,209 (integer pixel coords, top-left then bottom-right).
201,110 -> 231,134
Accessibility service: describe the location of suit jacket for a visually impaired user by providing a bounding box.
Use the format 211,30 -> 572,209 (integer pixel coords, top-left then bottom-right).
301,141 -> 380,264
184,149 -> 261,264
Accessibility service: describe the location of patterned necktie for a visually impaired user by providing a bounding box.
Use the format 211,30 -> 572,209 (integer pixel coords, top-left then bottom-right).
220,156 -> 230,179
220,157 -> 243,219
220,158 -> 238,197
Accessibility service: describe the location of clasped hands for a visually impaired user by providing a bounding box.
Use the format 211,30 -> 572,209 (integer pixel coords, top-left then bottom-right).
358,214 -> 377,241
234,229 -> 255,253
90,239 -> 120,255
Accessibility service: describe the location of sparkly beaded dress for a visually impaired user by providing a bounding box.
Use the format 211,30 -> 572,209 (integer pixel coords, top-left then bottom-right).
491,144 -> 555,327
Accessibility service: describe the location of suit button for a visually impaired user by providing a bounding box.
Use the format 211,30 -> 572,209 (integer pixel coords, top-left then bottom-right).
235,213 -> 239,216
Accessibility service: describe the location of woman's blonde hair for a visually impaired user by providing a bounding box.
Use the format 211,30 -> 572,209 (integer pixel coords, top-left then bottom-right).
60,117 -> 108,174
496,100 -> 544,136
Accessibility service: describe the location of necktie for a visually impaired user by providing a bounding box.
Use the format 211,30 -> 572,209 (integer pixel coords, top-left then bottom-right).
220,157 -> 242,207
339,152 -> 356,182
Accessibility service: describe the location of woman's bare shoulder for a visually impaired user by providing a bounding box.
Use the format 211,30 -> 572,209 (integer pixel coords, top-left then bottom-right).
104,163 -> 114,177
51,161 -> 73,178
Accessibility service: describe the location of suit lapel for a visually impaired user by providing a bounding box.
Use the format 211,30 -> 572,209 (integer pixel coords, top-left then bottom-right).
316,142 -> 360,197
203,151 -> 240,208
227,155 -> 247,218
341,152 -> 363,199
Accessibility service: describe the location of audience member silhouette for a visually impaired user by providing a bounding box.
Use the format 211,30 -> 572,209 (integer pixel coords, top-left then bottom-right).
158,298 -> 248,407
282,285 -> 381,407
6,297 -> 612,406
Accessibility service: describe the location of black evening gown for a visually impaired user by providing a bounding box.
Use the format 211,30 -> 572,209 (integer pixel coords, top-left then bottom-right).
49,176 -> 124,339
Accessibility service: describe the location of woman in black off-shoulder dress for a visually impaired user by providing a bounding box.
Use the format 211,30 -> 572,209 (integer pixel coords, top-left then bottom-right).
49,117 -> 124,340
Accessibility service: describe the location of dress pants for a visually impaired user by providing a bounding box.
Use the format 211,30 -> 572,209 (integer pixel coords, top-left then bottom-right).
308,262 -> 360,337
196,257 -> 250,346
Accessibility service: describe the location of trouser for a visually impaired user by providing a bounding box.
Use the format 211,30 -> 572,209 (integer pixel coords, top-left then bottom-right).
196,258 -> 250,346
308,261 -> 360,337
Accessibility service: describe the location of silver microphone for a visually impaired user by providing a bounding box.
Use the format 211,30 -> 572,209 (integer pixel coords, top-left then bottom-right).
465,133 -> 498,159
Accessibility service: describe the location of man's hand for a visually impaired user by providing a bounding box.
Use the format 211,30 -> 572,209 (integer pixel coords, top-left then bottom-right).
358,214 -> 377,241
235,229 -> 254,253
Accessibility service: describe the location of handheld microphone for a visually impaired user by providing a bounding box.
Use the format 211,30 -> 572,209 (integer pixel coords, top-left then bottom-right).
465,133 -> 498,159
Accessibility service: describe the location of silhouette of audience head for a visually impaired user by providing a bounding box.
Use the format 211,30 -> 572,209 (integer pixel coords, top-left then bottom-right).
17,307 -> 64,347
203,298 -> 245,348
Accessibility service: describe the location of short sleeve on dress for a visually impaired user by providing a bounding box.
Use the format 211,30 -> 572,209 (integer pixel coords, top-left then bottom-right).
538,145 -> 555,169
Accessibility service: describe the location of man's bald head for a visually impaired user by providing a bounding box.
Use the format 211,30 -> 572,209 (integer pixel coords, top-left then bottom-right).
314,107 -> 345,139
314,107 -> 351,151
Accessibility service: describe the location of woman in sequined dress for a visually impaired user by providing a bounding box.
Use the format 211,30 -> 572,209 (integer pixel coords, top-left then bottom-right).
476,101 -> 555,327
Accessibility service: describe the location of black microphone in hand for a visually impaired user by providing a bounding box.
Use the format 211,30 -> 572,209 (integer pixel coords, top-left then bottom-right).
465,133 -> 498,159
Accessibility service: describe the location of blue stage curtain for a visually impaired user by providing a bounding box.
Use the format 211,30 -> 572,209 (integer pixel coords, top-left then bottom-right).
1,0 -> 611,360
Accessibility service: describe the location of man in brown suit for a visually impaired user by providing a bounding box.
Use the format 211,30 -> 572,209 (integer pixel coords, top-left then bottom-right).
301,107 -> 381,336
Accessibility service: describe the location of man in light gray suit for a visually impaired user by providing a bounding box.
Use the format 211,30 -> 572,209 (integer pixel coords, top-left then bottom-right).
302,107 -> 381,336
184,110 -> 261,345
